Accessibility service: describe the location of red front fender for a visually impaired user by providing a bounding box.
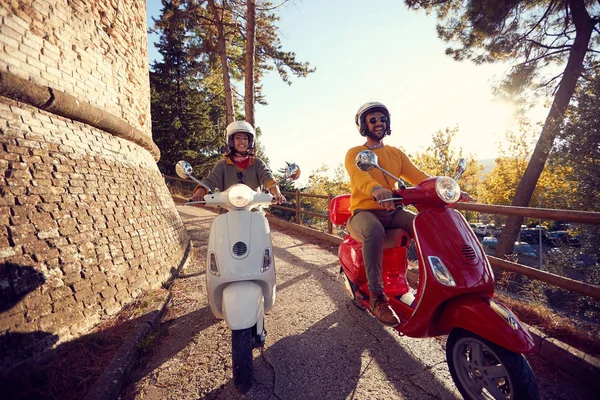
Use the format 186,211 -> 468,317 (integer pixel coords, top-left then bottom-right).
438,295 -> 535,354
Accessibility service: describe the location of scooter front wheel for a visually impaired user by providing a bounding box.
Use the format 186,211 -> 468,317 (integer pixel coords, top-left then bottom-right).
232,328 -> 253,393
446,329 -> 539,400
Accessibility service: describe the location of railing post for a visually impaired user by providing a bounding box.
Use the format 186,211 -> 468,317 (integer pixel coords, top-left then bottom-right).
296,189 -> 301,225
327,193 -> 333,234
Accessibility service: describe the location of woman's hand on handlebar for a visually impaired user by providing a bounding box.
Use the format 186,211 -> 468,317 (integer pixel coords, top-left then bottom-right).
192,187 -> 207,202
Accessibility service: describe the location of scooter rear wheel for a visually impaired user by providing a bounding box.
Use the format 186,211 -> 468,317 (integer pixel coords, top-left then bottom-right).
446,328 -> 539,400
232,328 -> 253,393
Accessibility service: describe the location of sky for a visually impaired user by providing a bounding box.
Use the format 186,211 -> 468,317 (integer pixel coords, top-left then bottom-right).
146,0 -> 549,185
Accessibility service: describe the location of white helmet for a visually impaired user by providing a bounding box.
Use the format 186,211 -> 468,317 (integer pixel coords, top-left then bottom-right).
355,101 -> 391,137
225,120 -> 255,151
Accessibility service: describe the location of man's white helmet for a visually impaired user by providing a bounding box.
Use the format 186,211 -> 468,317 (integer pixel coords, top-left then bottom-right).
355,101 -> 391,137
225,120 -> 255,151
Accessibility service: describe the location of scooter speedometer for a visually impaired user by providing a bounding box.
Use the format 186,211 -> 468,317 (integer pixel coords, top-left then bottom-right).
227,184 -> 254,208
435,177 -> 460,204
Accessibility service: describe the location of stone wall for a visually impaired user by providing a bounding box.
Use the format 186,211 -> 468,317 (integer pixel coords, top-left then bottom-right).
0,0 -> 190,369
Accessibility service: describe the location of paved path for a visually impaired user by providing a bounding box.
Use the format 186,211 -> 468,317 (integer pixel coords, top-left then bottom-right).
121,206 -> 597,400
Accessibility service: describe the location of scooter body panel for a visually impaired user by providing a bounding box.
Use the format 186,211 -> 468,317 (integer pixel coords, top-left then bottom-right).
207,210 -> 276,320
436,295 -> 535,353
222,281 -> 265,330
397,208 -> 496,337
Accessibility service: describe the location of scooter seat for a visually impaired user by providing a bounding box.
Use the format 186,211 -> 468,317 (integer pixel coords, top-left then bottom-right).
383,229 -> 411,249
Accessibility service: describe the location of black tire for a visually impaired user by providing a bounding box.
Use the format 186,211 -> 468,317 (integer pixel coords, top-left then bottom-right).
446,329 -> 539,400
231,328 -> 253,393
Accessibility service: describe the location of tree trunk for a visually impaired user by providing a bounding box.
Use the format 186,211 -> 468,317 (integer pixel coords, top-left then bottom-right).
208,0 -> 235,125
495,0 -> 594,258
244,0 -> 256,127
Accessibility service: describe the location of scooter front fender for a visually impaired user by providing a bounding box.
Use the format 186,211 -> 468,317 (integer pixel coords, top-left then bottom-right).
438,295 -> 535,354
222,281 -> 264,331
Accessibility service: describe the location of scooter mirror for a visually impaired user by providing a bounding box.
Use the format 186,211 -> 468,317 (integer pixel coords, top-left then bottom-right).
176,160 -> 193,179
285,162 -> 301,181
355,150 -> 378,171
454,158 -> 467,181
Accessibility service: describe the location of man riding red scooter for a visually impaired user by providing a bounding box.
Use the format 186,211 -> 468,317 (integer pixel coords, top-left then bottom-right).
329,101 -> 539,399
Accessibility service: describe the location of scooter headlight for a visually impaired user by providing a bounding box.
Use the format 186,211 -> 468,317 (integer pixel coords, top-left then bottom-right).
428,256 -> 456,287
435,177 -> 460,204
227,184 -> 254,208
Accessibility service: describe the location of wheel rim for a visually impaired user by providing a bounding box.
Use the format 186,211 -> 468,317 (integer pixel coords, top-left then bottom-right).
452,336 -> 514,399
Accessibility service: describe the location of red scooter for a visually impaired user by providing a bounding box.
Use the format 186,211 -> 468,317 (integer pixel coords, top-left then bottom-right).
329,150 -> 539,400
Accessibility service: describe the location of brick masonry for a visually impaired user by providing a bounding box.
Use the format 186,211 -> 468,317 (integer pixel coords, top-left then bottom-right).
0,0 -> 189,368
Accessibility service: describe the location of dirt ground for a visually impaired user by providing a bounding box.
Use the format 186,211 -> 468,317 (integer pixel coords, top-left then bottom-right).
120,206 -> 598,400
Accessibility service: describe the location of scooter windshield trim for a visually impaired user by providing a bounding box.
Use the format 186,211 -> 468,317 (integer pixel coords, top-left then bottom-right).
428,256 -> 456,287
435,177 -> 460,204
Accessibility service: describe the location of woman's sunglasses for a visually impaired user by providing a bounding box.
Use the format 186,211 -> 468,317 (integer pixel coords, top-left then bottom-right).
368,116 -> 388,124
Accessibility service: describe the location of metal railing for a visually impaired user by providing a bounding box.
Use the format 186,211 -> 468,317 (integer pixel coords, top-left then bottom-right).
163,175 -> 600,299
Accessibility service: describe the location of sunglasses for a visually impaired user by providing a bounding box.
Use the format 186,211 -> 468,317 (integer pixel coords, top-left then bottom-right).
368,116 -> 388,124
236,171 -> 244,184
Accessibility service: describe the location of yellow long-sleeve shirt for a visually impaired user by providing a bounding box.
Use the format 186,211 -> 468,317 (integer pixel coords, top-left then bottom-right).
345,144 -> 430,214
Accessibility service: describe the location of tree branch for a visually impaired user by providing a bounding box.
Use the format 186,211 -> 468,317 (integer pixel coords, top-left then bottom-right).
520,0 -> 557,41
526,38 -> 571,50
257,0 -> 291,12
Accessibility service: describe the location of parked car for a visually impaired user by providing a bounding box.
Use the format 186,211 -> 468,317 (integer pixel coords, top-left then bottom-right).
519,227 -> 548,244
547,231 -> 580,247
474,224 -> 499,237
513,242 -> 536,257
480,237 -> 536,257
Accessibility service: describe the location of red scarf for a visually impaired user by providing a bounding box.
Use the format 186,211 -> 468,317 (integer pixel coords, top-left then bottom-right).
232,154 -> 250,170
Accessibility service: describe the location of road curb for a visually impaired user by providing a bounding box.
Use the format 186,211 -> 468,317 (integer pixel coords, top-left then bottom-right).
528,325 -> 600,390
84,239 -> 193,400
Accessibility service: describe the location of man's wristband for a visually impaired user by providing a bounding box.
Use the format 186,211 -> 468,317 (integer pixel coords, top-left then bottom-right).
371,185 -> 383,194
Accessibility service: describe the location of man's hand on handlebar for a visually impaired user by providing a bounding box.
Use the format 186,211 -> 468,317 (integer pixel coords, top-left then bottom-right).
460,191 -> 476,202
372,187 -> 396,210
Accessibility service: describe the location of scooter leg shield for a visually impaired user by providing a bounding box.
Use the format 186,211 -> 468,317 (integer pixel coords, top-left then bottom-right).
438,296 -> 536,354
222,281 -> 264,331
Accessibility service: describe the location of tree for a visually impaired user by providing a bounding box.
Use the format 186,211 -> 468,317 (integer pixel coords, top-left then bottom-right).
411,126 -> 483,222
150,0 -> 226,177
405,0 -> 600,257
187,0 -> 315,124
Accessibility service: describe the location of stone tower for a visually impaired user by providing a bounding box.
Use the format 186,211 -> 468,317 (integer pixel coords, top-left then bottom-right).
0,0 -> 189,368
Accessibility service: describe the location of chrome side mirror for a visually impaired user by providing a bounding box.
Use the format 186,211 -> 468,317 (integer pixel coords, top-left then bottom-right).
454,158 -> 467,181
175,160 -> 210,191
355,150 -> 378,171
285,162 -> 301,181
355,150 -> 406,187
176,160 -> 193,179
266,162 -> 301,192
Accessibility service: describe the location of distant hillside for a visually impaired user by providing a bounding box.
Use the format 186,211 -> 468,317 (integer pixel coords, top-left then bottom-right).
478,158 -> 496,174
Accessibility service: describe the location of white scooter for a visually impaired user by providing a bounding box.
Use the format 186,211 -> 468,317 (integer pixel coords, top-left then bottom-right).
175,160 -> 300,393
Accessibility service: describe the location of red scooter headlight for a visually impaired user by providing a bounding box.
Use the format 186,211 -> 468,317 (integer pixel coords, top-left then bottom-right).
435,177 -> 460,204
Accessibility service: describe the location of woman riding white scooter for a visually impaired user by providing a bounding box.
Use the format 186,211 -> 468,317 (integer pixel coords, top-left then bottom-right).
181,120 -> 295,393
191,120 -> 285,204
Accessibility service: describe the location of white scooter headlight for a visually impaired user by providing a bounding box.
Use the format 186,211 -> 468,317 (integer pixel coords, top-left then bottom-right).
227,184 -> 254,208
435,177 -> 461,204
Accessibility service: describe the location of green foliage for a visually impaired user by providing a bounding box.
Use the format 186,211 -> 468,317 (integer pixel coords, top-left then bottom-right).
150,0 -> 226,178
